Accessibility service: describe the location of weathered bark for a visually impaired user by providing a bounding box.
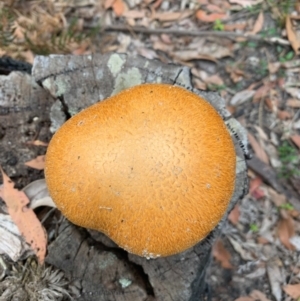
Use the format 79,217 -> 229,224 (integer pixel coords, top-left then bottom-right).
0,53 -> 249,301
0,69 -> 53,186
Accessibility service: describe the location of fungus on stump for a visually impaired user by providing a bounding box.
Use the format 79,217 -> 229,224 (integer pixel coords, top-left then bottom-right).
45,83 -> 236,259
33,53 -> 249,301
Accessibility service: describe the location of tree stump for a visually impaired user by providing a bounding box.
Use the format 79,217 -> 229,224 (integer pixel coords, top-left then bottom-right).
2,53 -> 249,301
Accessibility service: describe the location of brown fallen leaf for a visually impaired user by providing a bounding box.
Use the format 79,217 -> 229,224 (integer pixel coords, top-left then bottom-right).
151,0 -> 163,9
287,98 -> 300,107
104,0 -> 115,9
268,189 -> 287,207
212,239 -> 233,269
291,135 -> 300,149
152,11 -> 193,22
286,15 -> 300,55
224,22 -> 247,31
203,74 -> 224,86
250,290 -> 272,301
249,177 -> 265,199
206,4 -> 224,13
123,10 -> 145,19
0,167 -> 47,264
247,133 -> 269,165
268,62 -> 281,74
25,155 -> 45,170
284,87 -> 300,99
112,0 -> 126,16
253,84 -> 272,103
26,140 -> 48,147
172,50 -> 218,62
277,110 -> 292,120
226,65 -> 245,83
228,204 -> 240,225
277,214 -> 295,250
230,89 -> 255,106
250,11 -> 264,34
283,284 -> 300,299
196,10 -> 227,22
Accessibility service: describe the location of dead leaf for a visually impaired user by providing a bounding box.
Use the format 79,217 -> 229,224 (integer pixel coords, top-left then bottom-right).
277,110 -> 292,120
24,155 -> 45,170
228,204 -> 240,225
212,239 -> 233,269
123,10 -> 145,19
284,87 -> 300,99
151,0 -> 163,9
250,290 -> 272,301
283,284 -> 300,299
249,177 -> 265,199
26,140 -> 48,147
173,50 -> 218,62
0,167 -> 47,264
286,15 -> 300,55
112,0 -> 126,16
281,59 -> 300,68
196,10 -> 227,22
268,189 -> 287,207
287,98 -> 300,107
206,4 -> 225,13
194,78 -> 207,90
0,213 -> 35,261
268,62 -> 281,74
257,236 -> 269,244
247,133 -> 269,164
203,74 -> 224,85
290,236 -> 300,251
277,214 -> 295,250
291,135 -> 300,149
229,0 -> 263,7
266,262 -> 283,301
228,236 -> 256,260
104,0 -> 115,9
253,84 -> 272,103
250,11 -> 264,34
224,22 -> 247,31
152,11 -> 193,22
230,89 -> 255,106
226,65 -> 244,83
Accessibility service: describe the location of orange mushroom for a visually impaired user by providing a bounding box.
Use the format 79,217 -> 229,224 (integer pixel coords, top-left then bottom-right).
45,83 -> 236,258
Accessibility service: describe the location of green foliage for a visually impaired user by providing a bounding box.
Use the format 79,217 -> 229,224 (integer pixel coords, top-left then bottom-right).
278,203 -> 294,210
279,0 -> 295,15
213,19 -> 225,31
207,83 -> 227,92
256,59 -> 268,77
259,27 -> 279,38
246,3 -> 263,14
250,223 -> 259,232
279,51 -> 294,62
278,141 -> 300,179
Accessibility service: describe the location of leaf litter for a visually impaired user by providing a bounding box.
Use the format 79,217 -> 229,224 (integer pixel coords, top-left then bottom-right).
0,167 -> 47,264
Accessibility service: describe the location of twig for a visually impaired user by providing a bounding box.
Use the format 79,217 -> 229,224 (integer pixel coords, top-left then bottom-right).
103,25 -> 290,46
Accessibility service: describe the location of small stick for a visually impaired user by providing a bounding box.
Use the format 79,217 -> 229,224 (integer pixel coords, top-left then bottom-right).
103,25 -> 290,46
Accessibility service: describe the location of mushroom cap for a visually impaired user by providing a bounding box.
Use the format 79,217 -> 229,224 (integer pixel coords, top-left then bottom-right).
45,83 -> 236,258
